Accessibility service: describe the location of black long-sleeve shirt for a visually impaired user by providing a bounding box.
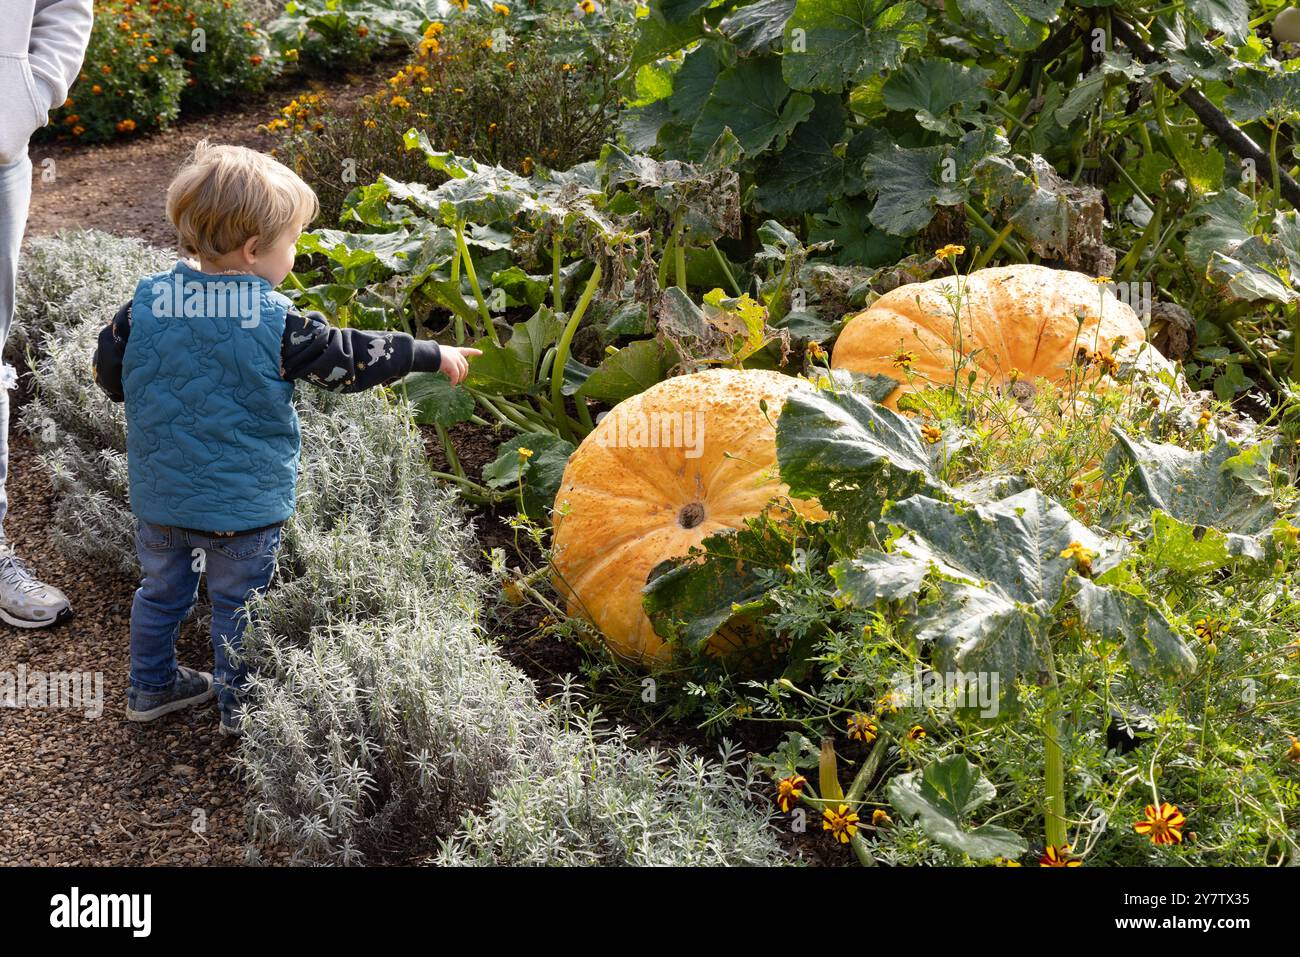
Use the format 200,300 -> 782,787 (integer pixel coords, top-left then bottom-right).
92,300 -> 442,402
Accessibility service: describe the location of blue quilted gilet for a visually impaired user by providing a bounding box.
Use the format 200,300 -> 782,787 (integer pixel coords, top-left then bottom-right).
122,262 -> 300,532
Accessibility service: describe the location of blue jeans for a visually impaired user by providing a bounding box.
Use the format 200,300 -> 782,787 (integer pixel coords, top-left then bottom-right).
0,152 -> 32,542
129,517 -> 281,714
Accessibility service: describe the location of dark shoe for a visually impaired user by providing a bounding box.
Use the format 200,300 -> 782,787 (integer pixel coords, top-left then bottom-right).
126,666 -> 214,722
219,704 -> 244,738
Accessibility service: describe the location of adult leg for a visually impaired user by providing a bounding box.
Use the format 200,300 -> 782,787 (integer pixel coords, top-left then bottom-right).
0,152 -> 72,628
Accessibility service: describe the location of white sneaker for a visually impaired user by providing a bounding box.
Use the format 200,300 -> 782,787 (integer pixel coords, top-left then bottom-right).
0,548 -> 73,628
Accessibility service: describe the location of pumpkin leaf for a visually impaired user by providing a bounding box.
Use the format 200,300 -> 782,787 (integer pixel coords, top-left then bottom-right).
579,338 -> 678,403
395,371 -> 475,427
1068,577 -> 1198,677
832,488 -> 1181,683
953,0 -> 1061,50
776,385 -> 945,525
643,515 -> 804,655
886,755 -> 1027,860
863,129 -> 1007,236
1186,0 -> 1249,47
781,0 -> 928,94
1224,68 -> 1300,125
482,432 -> 575,519
720,0 -> 797,51
881,57 -> 993,137
688,55 -> 816,159
1185,189 -> 1256,273
753,97 -> 874,217
1105,430 -> 1277,536
971,152 -> 1110,268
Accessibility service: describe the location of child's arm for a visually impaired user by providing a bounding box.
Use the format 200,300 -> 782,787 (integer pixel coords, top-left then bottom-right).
281,308 -> 474,391
91,301 -> 132,403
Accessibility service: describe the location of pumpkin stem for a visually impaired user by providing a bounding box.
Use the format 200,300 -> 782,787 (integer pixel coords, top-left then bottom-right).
678,502 -> 706,529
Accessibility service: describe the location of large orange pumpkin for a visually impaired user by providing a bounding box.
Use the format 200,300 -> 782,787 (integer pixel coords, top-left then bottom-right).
551,368 -> 825,665
831,265 -> 1146,409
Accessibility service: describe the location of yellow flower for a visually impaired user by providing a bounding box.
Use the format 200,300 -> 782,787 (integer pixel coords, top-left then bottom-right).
284,48 -> 299,60
1039,844 -> 1082,867
1287,737 -> 1300,762
493,2 -> 510,13
481,37 -> 493,49
934,243 -> 965,259
906,725 -> 926,742
521,155 -> 534,175
1059,541 -> 1097,576
561,62 -> 573,71
822,804 -> 860,843
921,424 -> 942,445
1133,802 -> 1186,846
517,447 -> 534,461
992,856 -> 1022,866
419,37 -> 441,56
1198,408 -> 1212,429
806,341 -> 827,363
425,21 -> 445,36
891,349 -> 916,370
1070,480 -> 1085,499
452,0 -> 468,8
775,774 -> 805,813
871,809 -> 892,827
390,95 -> 411,109
846,713 -> 877,742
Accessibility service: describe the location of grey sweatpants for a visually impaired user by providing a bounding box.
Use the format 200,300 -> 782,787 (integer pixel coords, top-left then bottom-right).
0,152 -> 32,541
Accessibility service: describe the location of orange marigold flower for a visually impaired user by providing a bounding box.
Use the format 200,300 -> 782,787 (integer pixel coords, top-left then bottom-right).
1133,802 -> 1186,846
891,349 -> 916,370
871,809 -> 892,827
921,424 -> 942,445
775,774 -> 805,813
1287,737 -> 1300,762
906,725 -> 926,742
116,118 -> 136,133
846,713 -> 877,742
823,804 -> 860,843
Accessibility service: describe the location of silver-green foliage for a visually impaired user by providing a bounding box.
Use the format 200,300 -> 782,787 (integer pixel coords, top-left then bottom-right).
15,231 -> 171,572
19,231 -> 787,867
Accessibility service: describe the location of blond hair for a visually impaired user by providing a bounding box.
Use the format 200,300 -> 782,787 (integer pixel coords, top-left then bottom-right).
165,140 -> 319,260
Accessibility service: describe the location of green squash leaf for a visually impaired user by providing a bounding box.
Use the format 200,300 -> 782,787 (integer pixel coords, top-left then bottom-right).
782,0 -> 928,94
886,755 -> 1027,860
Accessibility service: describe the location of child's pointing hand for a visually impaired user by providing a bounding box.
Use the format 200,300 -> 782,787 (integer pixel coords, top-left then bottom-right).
440,346 -> 482,386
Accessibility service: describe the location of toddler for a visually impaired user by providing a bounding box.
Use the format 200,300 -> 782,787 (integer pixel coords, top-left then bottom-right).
92,141 -> 479,735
